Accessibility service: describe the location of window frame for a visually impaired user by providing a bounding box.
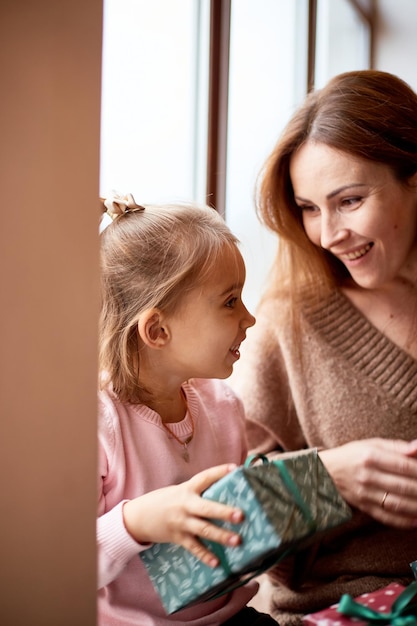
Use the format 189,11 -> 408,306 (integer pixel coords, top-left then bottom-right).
205,0 -> 375,214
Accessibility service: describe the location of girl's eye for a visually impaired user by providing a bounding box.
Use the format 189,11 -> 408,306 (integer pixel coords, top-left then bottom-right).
225,296 -> 238,308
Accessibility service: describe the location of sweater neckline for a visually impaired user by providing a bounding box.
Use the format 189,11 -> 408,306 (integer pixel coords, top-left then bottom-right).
130,382 -> 199,439
303,288 -> 417,414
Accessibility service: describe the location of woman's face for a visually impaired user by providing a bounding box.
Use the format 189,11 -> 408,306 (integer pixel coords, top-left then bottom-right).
290,141 -> 417,289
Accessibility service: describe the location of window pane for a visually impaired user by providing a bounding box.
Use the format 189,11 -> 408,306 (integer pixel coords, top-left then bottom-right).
225,0 -> 308,311
100,0 -> 209,203
315,0 -> 371,88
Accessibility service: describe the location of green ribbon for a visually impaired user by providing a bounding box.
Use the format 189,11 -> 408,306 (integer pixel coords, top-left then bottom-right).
274,459 -> 317,533
338,581 -> 417,625
205,455 -> 316,601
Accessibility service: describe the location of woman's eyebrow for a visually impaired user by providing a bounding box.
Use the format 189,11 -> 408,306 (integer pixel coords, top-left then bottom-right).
295,183 -> 367,204
326,183 -> 367,200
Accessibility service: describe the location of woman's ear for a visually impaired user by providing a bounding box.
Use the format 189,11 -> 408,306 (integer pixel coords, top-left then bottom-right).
137,309 -> 169,348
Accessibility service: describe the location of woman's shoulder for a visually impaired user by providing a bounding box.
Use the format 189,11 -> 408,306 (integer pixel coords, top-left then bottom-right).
242,287 -> 348,360
254,290 -> 293,324
255,285 -> 347,326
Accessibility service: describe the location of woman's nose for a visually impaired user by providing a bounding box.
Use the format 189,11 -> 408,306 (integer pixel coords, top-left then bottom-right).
320,212 -> 349,250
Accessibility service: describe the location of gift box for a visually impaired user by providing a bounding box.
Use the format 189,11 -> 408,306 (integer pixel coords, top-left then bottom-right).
303,581 -> 417,625
140,450 -> 352,614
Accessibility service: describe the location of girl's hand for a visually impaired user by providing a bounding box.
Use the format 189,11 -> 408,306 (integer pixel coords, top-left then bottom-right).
319,438 -> 417,528
123,464 -> 244,567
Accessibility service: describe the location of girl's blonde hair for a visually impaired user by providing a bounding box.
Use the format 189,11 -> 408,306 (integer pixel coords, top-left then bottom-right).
99,203 -> 239,403
257,69 -> 417,308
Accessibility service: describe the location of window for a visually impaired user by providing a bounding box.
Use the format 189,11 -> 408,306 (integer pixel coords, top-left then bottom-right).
100,0 -> 373,310
225,0 -> 308,309
100,0 -> 210,204
315,0 -> 372,88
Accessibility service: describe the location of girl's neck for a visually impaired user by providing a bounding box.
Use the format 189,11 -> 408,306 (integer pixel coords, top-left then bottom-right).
145,386 -> 188,424
138,350 -> 189,422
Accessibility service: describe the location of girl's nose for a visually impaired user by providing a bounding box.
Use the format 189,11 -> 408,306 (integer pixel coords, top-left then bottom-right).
242,306 -> 256,330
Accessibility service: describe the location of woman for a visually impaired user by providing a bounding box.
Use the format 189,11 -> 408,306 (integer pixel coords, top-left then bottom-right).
231,70 -> 417,625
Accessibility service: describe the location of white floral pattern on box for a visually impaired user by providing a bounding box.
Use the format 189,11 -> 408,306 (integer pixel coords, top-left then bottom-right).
141,451 -> 352,615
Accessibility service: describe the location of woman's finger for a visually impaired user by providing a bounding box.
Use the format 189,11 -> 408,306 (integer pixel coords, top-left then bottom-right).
373,488 -> 417,523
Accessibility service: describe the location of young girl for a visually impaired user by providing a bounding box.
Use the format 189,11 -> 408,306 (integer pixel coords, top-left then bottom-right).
97,192 -> 277,625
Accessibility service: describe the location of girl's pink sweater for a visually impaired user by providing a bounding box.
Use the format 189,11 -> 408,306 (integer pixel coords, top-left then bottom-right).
97,378 -> 257,625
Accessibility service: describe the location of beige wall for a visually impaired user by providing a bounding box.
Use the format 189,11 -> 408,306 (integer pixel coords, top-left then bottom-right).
0,1 -> 102,624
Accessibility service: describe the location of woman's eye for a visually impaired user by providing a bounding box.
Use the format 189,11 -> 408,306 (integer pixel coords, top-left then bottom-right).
299,204 -> 318,213
225,296 -> 238,308
340,196 -> 362,210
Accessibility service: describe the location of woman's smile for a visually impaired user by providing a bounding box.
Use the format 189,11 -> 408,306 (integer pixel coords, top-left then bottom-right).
341,243 -> 374,262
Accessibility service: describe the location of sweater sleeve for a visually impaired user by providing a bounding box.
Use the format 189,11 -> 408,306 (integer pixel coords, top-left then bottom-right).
97,394 -> 148,589
97,501 -> 144,589
231,297 -> 307,453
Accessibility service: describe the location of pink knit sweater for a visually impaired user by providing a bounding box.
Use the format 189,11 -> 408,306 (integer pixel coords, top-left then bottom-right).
97,378 -> 257,625
232,289 -> 417,625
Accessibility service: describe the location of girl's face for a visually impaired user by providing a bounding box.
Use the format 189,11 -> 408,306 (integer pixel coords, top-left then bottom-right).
290,141 -> 417,290
164,244 -> 256,382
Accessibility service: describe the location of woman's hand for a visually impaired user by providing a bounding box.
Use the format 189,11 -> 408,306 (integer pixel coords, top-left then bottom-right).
319,438 -> 417,528
123,463 -> 244,567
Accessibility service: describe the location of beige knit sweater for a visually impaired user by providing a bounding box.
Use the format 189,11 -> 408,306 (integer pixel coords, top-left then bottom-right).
231,288 -> 417,625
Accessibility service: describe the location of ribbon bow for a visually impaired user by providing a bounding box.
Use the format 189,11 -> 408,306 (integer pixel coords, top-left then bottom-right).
103,190 -> 144,219
338,581 -> 417,625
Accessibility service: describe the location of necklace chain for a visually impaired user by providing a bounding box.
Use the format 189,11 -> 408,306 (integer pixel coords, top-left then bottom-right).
162,390 -> 194,462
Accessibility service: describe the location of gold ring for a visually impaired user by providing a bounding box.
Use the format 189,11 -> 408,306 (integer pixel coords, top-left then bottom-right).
381,491 -> 389,509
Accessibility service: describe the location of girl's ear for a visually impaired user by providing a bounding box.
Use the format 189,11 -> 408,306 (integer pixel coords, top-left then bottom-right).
137,309 -> 169,348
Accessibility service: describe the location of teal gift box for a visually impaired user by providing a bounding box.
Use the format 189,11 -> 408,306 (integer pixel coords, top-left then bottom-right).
140,450 -> 352,614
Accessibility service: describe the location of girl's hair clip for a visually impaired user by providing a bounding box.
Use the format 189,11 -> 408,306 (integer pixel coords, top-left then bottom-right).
103,190 -> 145,218
100,190 -> 145,233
